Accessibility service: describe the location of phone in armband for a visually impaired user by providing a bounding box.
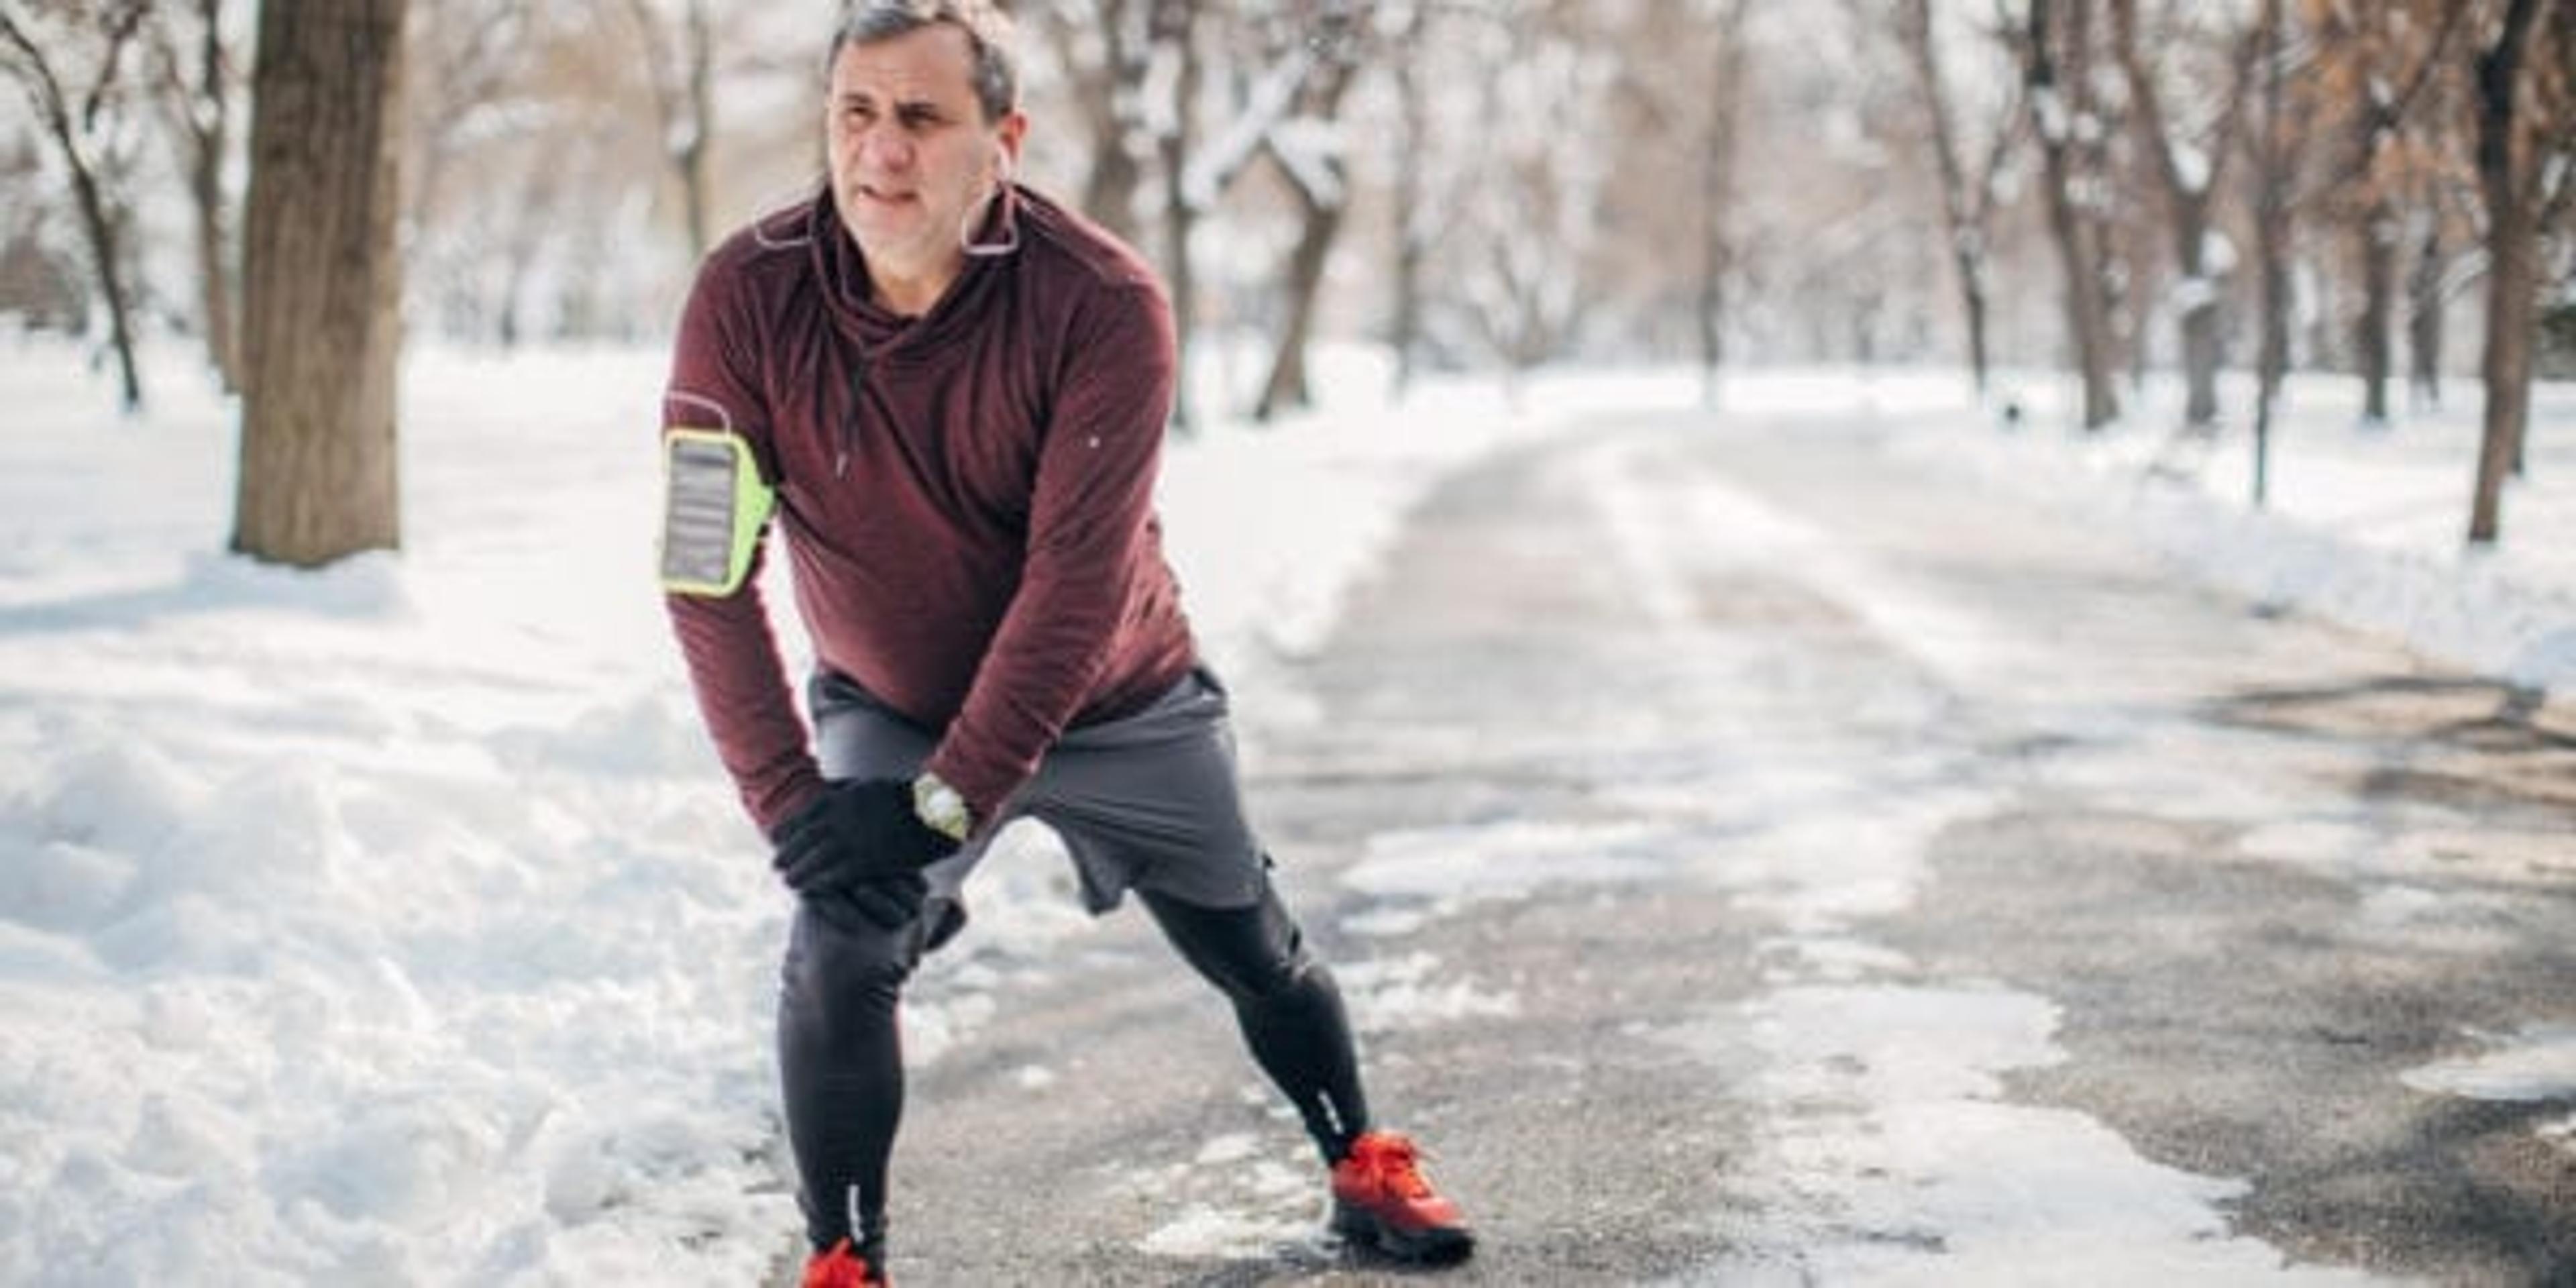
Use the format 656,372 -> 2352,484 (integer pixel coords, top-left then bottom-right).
659,427 -> 775,596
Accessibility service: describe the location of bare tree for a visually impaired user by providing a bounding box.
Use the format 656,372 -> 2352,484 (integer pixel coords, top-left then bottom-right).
2465,0 -> 2561,544
2247,0 -> 2298,504
2110,0 -> 2261,429
1694,0 -> 1758,408
1251,0 -> 1367,421
2304,0 -> 2464,425
1382,0 -> 1432,400
1034,0 -> 1152,244
1148,0 -> 1203,431
233,0 -> 407,566
623,0 -> 715,262
1453,0 -> 1613,387
2015,0 -> 2121,429
0,0 -> 152,413
405,0 -> 534,244
404,0 -> 688,347
150,0 -> 241,392
2406,211 -> 2447,409
1894,0 -> 2017,398
1139,0 -> 1328,431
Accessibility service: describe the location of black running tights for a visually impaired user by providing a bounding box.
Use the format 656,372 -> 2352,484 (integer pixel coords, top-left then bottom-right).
776,881 -> 1371,1252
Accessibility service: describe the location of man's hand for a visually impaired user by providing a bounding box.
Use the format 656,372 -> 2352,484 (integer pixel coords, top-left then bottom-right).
810,876 -> 929,933
769,780 -> 963,926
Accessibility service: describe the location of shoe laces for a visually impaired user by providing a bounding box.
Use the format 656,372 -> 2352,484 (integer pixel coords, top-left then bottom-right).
1353,1132 -> 1435,1199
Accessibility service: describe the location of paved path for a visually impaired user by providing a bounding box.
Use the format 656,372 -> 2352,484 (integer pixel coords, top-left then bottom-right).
808,409 -> 2576,1285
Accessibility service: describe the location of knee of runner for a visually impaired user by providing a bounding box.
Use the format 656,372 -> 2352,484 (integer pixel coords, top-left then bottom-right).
1216,942 -> 1320,1007
782,908 -> 915,1016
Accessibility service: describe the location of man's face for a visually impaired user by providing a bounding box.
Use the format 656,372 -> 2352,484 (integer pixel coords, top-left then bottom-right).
824,25 -> 1023,305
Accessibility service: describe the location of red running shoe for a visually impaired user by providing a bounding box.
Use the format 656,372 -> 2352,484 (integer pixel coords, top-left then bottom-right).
800,1238 -> 888,1288
1329,1130 -> 1476,1264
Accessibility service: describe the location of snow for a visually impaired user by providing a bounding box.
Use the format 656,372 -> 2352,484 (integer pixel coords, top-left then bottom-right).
1178,48 -> 1311,212
2171,274 -> 2220,316
2404,1026 -> 2576,1162
2031,87 -> 2068,144
1669,984 -> 2386,1285
2401,1026 -> 2576,1104
1921,370 -> 2576,692
5,338 -> 2574,1281
1338,818 -> 1666,912
1263,115 -> 1348,211
1334,951 -> 1520,1032
2174,142 -> 2211,195
2204,227 -> 2241,276
1117,1136 -> 1317,1262
1134,1202 -> 1306,1259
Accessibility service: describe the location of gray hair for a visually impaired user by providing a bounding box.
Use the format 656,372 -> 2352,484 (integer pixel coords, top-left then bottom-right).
829,1 -> 1020,124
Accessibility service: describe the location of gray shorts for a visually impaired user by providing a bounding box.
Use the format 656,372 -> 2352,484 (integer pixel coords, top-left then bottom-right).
808,665 -> 1269,953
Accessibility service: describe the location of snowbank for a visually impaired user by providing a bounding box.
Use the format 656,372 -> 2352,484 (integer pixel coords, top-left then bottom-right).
1902,368 -> 2576,694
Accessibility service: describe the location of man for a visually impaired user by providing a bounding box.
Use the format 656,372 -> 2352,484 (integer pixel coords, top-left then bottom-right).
655,5 -> 1474,1285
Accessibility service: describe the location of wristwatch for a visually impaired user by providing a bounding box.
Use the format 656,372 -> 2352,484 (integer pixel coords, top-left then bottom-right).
912,771 -> 973,843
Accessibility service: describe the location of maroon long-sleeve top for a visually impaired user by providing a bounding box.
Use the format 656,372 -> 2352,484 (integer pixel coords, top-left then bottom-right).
661,187 -> 1197,834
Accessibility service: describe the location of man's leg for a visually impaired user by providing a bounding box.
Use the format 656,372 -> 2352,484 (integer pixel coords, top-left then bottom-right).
777,893 -> 918,1259
1138,880 -> 1475,1263
1030,667 -> 1474,1262
1138,881 -> 1370,1164
784,671 -> 966,1263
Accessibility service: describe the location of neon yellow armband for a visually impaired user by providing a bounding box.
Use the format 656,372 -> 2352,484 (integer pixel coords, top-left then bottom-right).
659,427 -> 775,596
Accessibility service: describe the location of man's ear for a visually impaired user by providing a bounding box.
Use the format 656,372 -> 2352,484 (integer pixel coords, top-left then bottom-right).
994,111 -> 1029,175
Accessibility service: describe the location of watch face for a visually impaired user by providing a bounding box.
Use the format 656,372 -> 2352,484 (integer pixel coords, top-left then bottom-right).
915,777 -> 970,839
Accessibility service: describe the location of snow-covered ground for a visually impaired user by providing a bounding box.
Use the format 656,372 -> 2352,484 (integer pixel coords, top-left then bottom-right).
1,336 -> 2568,1283
1911,368 -> 2576,692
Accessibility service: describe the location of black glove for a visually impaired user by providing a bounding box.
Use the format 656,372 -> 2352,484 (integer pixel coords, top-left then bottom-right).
808,876 -> 929,934
769,777 -> 961,896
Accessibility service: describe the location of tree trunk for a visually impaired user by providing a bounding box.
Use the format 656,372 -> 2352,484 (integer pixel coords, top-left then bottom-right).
233,0 -> 407,566
1696,149 -> 1730,409
1698,0 -> 1754,409
189,121 -> 237,392
678,0 -> 712,262
1387,25 -> 1428,402
2251,0 -> 2290,507
2043,166 -> 2121,429
1899,0 -> 1992,398
1253,20 -> 1360,423
2112,0 -> 2256,430
1963,272 -> 1992,396
2026,0 -> 2120,429
183,0 -> 238,393
2408,219 -> 2445,411
2469,197 -> 2538,543
2180,248 -> 2222,427
1254,201 -> 1340,419
1079,112 -> 1146,247
1,3 -> 151,411
2467,0 -> 2543,545
1152,0 -> 1198,435
2356,198 -> 2396,424
625,0 -> 714,263
1063,0 -> 1146,246
2159,153 -> 2226,427
66,158 -> 144,413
